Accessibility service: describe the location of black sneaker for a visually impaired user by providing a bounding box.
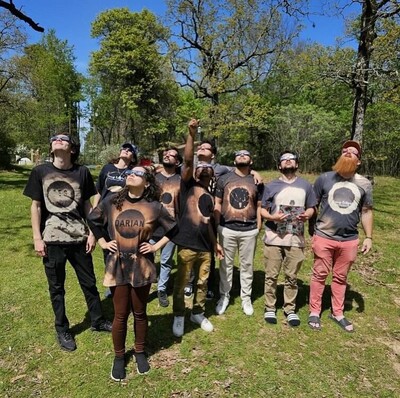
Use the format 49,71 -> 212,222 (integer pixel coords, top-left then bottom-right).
158,290 -> 169,307
91,319 -> 112,332
56,331 -> 76,352
206,290 -> 215,300
134,352 -> 150,375
110,356 -> 126,382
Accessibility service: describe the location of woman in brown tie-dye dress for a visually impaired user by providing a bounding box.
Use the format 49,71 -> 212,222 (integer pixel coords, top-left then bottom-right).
88,166 -> 177,380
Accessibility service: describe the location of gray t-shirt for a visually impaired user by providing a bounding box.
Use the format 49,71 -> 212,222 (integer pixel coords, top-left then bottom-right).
313,171 -> 373,241
262,177 -> 317,247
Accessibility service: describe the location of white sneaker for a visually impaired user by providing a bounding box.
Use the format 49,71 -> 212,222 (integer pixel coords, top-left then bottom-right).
172,316 -> 185,337
190,313 -> 214,332
215,296 -> 229,315
242,301 -> 254,316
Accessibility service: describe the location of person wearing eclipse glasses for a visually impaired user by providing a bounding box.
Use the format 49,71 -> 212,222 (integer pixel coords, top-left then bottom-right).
308,140 -> 373,333
23,133 -> 112,353
184,139 -> 263,301
93,142 -> 138,207
214,149 -> 263,317
88,165 -> 177,379
171,119 -> 224,338
261,150 -> 316,327
92,142 -> 138,299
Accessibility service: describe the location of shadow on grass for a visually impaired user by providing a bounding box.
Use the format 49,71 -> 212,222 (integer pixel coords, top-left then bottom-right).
70,270 -> 365,358
295,281 -> 365,315
70,296 -> 114,336
0,167 -> 32,189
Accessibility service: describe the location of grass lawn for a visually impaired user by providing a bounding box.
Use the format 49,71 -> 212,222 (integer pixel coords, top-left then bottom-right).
0,167 -> 399,397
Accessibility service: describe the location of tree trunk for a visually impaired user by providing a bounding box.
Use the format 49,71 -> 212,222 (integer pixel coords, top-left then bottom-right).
351,0 -> 377,143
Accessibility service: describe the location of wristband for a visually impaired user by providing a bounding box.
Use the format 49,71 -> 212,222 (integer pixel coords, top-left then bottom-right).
365,237 -> 372,240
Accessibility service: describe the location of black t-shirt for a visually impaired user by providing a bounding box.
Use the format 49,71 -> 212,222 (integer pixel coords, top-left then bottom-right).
172,178 -> 214,252
215,172 -> 263,231
23,163 -> 96,244
96,163 -> 130,201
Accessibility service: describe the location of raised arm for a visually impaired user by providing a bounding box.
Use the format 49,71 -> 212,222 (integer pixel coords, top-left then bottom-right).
181,119 -> 199,182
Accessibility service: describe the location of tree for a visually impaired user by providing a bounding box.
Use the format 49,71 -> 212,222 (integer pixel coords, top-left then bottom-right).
0,9 -> 28,167
165,0 -> 304,129
338,0 -> 400,142
88,8 -> 179,154
10,30 -> 83,154
0,9 -> 27,96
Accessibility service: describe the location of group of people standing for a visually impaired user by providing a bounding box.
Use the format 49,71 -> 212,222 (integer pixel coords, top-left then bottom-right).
23,119 -> 373,381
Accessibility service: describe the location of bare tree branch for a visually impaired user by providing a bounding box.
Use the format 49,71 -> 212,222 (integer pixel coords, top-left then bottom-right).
0,0 -> 44,32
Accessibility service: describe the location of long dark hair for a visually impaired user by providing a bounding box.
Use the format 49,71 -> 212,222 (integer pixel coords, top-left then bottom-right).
113,167 -> 161,210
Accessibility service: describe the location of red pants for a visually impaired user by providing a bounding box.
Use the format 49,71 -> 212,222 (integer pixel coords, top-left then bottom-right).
309,235 -> 358,317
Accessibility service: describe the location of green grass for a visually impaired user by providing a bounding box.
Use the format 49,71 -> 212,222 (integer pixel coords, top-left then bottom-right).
1,168 -> 399,397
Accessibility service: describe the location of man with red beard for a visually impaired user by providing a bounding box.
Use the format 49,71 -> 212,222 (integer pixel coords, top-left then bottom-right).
308,140 -> 373,332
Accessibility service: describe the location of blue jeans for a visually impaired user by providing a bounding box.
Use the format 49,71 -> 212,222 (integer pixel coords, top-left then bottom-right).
157,240 -> 176,292
149,239 -> 176,292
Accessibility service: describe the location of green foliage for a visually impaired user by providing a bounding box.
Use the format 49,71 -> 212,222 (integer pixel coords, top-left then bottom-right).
1,28 -> 83,167
89,8 -> 179,154
2,3 -> 400,175
0,114 -> 15,169
363,102 -> 400,175
370,18 -> 400,104
166,0 -> 303,134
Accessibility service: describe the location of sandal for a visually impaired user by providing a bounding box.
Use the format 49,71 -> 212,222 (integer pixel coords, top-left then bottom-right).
264,311 -> 277,324
285,312 -> 300,327
328,314 -> 354,333
308,315 -> 321,331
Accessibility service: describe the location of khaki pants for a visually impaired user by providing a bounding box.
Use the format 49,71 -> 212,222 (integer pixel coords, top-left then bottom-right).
218,226 -> 259,302
173,247 -> 211,316
263,245 -> 305,313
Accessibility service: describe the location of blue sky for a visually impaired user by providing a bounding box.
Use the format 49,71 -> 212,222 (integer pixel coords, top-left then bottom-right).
20,0 -> 359,74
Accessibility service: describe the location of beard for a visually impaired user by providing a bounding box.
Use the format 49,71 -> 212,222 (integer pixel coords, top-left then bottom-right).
162,161 -> 175,169
281,166 -> 298,175
332,155 -> 358,176
235,160 -> 251,168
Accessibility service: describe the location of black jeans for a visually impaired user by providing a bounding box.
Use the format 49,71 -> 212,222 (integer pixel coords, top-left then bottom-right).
43,243 -> 103,332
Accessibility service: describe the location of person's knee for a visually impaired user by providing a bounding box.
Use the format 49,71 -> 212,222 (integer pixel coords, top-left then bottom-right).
133,311 -> 147,322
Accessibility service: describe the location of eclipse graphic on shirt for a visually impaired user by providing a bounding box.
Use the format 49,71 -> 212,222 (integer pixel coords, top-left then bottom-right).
161,192 -> 173,205
115,209 -> 145,238
229,187 -> 249,209
47,181 -> 75,207
198,193 -> 213,217
328,182 -> 361,214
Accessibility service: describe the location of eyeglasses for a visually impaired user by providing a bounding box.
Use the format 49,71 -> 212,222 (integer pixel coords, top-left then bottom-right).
235,150 -> 251,157
342,148 -> 359,157
50,135 -> 70,143
125,169 -> 146,177
280,154 -> 297,162
197,145 -> 212,151
196,163 -> 214,170
121,146 -> 135,153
